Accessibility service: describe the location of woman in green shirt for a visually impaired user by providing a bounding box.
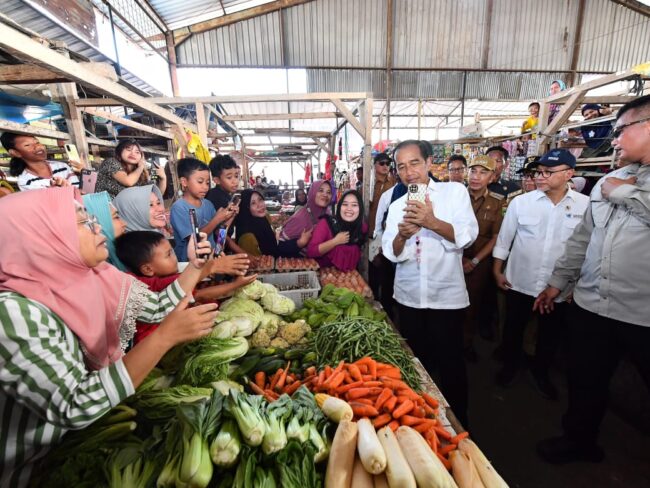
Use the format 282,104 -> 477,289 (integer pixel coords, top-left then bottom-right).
0,187 -> 218,487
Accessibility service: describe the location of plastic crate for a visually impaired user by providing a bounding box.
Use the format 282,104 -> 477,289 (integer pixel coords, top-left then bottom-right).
257,271 -> 321,308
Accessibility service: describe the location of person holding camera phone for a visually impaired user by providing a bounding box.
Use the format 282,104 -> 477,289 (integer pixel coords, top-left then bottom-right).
382,140 -> 478,427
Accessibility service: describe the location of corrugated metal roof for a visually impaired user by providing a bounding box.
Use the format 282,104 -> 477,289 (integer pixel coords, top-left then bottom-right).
306,69 -> 387,98
177,12 -> 282,65
2,0 -> 163,96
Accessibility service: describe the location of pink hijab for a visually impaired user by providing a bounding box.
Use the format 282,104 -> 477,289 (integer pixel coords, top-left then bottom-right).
281,180 -> 330,240
0,187 -> 137,370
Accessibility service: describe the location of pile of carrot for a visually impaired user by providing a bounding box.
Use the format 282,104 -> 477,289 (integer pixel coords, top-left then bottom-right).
250,356 -> 470,468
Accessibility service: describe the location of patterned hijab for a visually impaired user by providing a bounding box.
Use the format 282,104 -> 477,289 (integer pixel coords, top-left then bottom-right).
83,191 -> 127,271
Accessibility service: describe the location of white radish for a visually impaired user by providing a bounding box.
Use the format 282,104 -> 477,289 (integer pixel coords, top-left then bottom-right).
376,426 -> 416,488
449,450 -> 485,488
357,418 -> 387,474
457,439 -> 508,488
352,456 -> 375,488
325,420 -> 358,488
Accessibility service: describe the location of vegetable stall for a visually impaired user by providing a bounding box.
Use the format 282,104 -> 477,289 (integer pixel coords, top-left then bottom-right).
36,275 -> 508,488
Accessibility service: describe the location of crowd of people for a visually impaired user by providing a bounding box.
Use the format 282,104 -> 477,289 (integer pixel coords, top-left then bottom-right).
0,93 -> 648,486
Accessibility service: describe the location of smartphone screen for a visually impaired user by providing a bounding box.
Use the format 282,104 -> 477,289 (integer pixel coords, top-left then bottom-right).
189,208 -> 201,256
214,228 -> 227,257
230,193 -> 241,206
64,143 -> 80,162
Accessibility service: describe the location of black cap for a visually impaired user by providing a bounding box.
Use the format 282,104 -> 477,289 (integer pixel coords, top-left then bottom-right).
516,156 -> 540,174
538,149 -> 576,169
485,146 -> 509,160
374,152 -> 391,164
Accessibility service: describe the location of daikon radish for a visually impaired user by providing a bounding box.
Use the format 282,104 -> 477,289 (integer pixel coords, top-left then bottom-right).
450,450 -> 485,488
352,456 -> 375,488
325,420 -> 359,488
357,418 -> 387,474
373,474 -> 390,488
395,426 -> 458,488
376,426 -> 416,488
316,393 -> 354,423
457,439 -> 508,488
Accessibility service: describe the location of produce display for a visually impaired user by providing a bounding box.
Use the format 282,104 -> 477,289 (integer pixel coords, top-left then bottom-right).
276,256 -> 320,272
247,255 -> 274,273
36,281 -> 508,488
319,267 -> 373,299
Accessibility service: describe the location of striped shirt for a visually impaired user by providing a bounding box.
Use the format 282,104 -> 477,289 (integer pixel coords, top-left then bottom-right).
0,280 -> 185,487
17,161 -> 80,191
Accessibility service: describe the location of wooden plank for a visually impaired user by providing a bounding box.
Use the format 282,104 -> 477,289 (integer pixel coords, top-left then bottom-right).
0,64 -> 68,83
545,68 -> 646,103
195,102 -> 209,146
567,0 -> 586,87
166,32 -> 180,97
82,107 -> 173,139
0,120 -> 70,140
332,100 -> 364,135
50,83 -> 89,167
0,22 -> 193,130
331,99 -> 365,137
538,91 -> 585,154
86,137 -> 116,147
481,0 -> 494,69
223,112 -> 339,121
254,129 -> 331,138
360,97 -> 373,281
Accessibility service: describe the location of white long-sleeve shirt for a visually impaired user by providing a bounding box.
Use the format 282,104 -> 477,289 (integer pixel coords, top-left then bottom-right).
493,188 -> 589,298
382,179 -> 478,309
369,186 -> 396,261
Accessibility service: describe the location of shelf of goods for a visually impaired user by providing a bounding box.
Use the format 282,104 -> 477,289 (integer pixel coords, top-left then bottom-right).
38,279 -> 507,488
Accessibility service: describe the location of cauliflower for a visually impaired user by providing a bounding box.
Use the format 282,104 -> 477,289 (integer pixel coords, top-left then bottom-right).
278,320 -> 310,345
259,312 -> 281,337
249,329 -> 272,348
269,337 -> 289,349
295,336 -> 310,346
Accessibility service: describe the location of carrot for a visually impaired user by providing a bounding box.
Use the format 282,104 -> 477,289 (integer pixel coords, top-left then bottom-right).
350,403 -> 379,418
376,366 -> 401,379
411,405 -> 425,418
436,452 -> 452,470
434,425 -> 453,442
422,393 -> 439,409
328,371 -> 346,389
387,420 -> 400,432
264,389 -> 280,401
304,366 -> 317,377
337,380 -> 364,394
439,444 -> 457,455
275,362 -> 291,391
254,371 -> 266,390
374,388 -> 393,410
354,356 -> 375,367
347,364 -> 363,382
392,399 -> 414,419
355,398 -> 376,406
429,436 -> 439,454
383,396 -> 397,413
302,374 -> 316,385
286,375 -> 295,385
397,389 -> 423,403
343,372 -> 354,384
269,369 -> 283,391
398,415 -> 426,427
324,365 -> 332,379
316,371 -> 326,388
362,381 -> 383,388
368,360 -> 377,379
379,378 -> 410,390
414,420 -> 438,433
347,387 -> 383,400
284,381 -> 302,395
450,432 -> 469,444
372,413 -> 392,429
249,381 -> 274,401
422,404 -> 436,417
358,364 -> 369,374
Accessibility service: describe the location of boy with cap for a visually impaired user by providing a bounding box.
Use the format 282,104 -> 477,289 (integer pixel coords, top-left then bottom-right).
462,155 -> 505,361
492,149 -> 589,399
486,146 -> 522,204
580,104 -> 614,158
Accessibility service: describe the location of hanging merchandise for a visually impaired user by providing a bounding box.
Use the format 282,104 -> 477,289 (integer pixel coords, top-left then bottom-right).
176,129 -> 211,164
304,162 -> 312,183
338,137 -> 343,160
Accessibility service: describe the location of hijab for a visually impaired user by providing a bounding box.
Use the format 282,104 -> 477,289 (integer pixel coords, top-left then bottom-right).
325,190 -> 366,246
83,191 -> 127,271
281,180 -> 330,240
292,188 -> 307,206
113,184 -> 164,232
235,189 -> 278,255
549,79 -> 566,94
0,187 -> 143,369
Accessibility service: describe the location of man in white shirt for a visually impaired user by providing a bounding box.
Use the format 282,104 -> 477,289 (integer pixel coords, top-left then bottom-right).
493,149 -> 589,399
383,140 -> 478,426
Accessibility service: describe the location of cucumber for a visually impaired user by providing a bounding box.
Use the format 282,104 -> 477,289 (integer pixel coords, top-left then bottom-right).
256,359 -> 286,374
284,349 -> 306,360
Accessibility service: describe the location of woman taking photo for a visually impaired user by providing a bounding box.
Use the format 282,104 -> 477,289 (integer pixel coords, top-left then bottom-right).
235,189 -> 310,257
95,139 -> 166,198
113,185 -> 167,233
307,190 -> 367,271
280,180 -> 331,242
0,187 -> 217,487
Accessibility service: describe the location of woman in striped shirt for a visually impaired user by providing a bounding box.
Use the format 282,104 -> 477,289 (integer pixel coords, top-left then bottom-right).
0,187 -> 219,487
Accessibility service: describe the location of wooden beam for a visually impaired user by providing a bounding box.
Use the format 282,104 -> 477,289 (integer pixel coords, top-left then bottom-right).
332,100 -> 363,136
166,32 -> 181,97
545,68 -> 647,103
0,64 -> 68,84
0,23 -> 193,131
311,137 -> 330,153
223,112 -> 339,121
82,107 -> 174,139
0,120 -> 70,140
205,104 -> 240,136
86,137 -> 116,147
172,0 -> 316,42
331,99 -> 365,137
609,0 -> 650,18
568,0 -> 586,87
195,102 -> 209,146
254,129 -> 331,138
385,0 -> 394,139
360,97 -> 373,281
481,0 -> 495,69
538,91 -> 585,154
49,83 -> 89,167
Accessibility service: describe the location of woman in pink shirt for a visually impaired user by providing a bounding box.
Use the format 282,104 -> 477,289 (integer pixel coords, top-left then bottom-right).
307,190 -> 367,271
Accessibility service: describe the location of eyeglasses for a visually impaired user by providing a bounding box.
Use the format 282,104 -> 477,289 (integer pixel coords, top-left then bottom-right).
612,116 -> 650,139
532,168 -> 571,179
77,214 -> 100,233
375,161 -> 391,166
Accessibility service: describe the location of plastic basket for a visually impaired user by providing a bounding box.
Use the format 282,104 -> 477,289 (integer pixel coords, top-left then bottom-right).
257,271 -> 321,308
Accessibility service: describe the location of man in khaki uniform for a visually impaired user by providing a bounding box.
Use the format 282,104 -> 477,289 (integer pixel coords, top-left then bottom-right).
462,155 -> 505,361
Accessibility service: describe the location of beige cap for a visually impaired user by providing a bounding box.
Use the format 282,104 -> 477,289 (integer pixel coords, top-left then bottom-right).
468,155 -> 496,171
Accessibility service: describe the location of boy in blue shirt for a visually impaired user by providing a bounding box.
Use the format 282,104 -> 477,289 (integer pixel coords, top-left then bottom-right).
170,158 -> 237,261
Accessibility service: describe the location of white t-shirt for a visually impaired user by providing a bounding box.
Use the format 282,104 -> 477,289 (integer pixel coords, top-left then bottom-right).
17,161 -> 80,191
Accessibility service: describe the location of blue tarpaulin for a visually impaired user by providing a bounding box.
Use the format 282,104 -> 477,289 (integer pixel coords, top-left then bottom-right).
0,92 -> 62,123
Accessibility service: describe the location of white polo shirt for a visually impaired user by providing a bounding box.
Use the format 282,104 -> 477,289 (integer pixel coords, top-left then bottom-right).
493,188 -> 589,298
17,161 -> 79,191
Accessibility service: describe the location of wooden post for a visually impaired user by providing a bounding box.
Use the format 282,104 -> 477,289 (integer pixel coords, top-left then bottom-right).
417,99 -> 422,139
360,97 -> 374,281
241,139 -> 251,189
195,102 -> 209,146
50,82 -> 89,167
166,32 -> 180,97
167,139 -> 181,202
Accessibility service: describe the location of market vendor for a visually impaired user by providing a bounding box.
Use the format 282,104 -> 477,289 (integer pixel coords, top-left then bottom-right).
1,132 -> 83,190
0,187 -> 219,487
486,146 -> 522,203
383,139 -> 478,426
94,139 -> 166,198
234,189 -> 310,257
83,191 -> 128,271
113,184 -> 167,233
307,190 -> 368,271
279,179 -> 331,242
580,103 -> 614,158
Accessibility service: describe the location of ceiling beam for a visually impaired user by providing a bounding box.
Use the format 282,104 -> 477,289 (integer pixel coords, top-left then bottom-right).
254,129 -> 331,138
0,23 -> 193,131
0,64 -> 68,84
223,112 -> 339,121
481,0 -> 494,69
331,99 -> 365,137
172,0 -> 316,43
82,107 -> 174,139
609,0 -> 650,17
0,120 -> 70,140
567,0 -> 586,87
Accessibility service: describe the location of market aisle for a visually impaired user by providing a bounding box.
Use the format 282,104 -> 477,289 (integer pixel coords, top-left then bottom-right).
464,338 -> 650,488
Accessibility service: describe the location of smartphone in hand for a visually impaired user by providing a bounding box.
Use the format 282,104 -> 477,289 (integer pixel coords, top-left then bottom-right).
214,227 -> 227,257
407,184 -> 427,203
189,208 -> 202,257
230,193 -> 241,206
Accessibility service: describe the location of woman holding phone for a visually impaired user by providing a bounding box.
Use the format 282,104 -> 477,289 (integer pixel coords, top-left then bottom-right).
95,139 -> 166,198
0,187 -> 218,487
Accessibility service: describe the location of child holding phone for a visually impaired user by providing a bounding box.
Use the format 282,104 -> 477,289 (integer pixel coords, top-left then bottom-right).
170,158 -> 237,261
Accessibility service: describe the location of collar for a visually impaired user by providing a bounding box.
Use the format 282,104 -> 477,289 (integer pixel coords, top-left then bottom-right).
427,177 -> 437,191
534,188 -> 578,202
470,188 -> 488,201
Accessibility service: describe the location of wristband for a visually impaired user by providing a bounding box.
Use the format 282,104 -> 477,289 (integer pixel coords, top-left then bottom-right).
471,257 -> 480,266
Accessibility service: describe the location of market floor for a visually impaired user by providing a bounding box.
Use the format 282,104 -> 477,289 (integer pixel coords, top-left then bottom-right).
459,338 -> 650,488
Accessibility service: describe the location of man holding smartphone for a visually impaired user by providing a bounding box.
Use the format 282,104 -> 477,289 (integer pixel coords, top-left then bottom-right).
382,140 -> 478,426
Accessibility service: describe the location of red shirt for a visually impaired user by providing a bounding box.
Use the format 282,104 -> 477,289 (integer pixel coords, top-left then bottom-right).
132,273 -> 180,344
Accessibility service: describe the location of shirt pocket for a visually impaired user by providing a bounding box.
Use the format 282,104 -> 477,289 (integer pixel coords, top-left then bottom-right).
591,200 -> 612,228
561,218 -> 580,240
517,215 -> 540,237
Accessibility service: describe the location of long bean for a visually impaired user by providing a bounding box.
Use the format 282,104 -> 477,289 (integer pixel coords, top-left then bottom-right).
310,318 -> 421,390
